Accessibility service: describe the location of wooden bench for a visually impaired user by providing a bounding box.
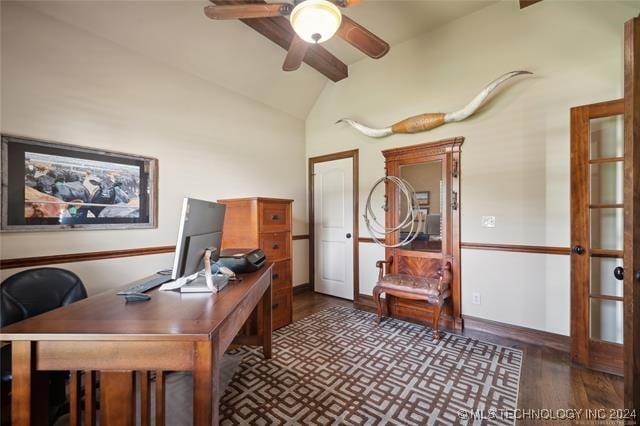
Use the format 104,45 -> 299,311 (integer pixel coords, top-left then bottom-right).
373,259 -> 452,340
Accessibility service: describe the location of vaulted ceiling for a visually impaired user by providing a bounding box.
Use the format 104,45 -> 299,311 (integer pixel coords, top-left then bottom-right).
21,0 -> 500,119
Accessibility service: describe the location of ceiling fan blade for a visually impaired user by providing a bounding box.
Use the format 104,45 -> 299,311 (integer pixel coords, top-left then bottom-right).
336,16 -> 389,59
519,0 -> 543,8
332,0 -> 363,7
283,35 -> 309,71
204,3 -> 292,20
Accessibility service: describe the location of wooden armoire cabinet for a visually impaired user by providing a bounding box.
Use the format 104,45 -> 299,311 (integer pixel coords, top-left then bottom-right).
381,138 -> 464,330
217,197 -> 293,330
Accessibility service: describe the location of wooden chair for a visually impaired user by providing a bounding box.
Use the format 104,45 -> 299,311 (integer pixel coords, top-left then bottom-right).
372,258 -> 452,340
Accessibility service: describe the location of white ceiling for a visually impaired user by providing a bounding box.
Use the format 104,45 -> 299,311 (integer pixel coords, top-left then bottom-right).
21,0 -> 499,119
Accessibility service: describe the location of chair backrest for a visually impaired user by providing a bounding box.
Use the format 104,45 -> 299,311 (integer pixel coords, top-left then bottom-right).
1,267 -> 87,327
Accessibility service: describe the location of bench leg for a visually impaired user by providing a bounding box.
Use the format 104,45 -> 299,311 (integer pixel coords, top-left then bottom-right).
372,286 -> 384,323
432,303 -> 443,341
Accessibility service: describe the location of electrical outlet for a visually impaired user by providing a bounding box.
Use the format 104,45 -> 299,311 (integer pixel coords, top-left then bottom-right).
472,292 -> 481,305
482,216 -> 496,228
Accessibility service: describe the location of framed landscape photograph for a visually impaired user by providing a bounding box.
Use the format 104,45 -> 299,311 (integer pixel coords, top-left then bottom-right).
1,134 -> 158,232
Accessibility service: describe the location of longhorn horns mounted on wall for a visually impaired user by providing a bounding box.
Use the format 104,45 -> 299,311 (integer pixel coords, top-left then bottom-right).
336,70 -> 533,138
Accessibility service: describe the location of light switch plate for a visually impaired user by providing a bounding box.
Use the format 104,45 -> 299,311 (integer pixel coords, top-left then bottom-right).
472,292 -> 481,305
482,216 -> 496,228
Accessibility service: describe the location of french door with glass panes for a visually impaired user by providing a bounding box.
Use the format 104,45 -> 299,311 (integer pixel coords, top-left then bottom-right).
571,99 -> 624,375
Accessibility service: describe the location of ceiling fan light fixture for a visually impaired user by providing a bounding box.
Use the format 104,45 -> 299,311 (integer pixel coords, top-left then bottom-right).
290,0 -> 342,44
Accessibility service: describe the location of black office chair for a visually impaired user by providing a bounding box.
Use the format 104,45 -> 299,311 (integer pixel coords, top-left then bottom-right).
1,267 -> 88,425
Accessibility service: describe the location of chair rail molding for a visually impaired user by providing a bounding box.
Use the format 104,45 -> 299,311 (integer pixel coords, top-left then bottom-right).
2,234 -> 311,269
460,242 -> 571,255
359,239 -> 570,255
1,246 -> 175,270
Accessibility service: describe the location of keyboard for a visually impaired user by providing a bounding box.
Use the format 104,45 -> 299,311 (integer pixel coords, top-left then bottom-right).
117,275 -> 173,295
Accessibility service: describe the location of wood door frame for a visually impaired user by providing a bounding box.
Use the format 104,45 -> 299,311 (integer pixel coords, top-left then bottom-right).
624,15 -> 640,413
570,98 -> 624,376
308,149 -> 359,301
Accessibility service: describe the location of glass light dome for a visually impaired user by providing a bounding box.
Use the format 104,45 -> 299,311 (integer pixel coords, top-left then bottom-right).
290,0 -> 342,44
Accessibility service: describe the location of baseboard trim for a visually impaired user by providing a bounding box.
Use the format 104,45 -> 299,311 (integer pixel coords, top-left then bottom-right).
353,295 -> 377,314
293,282 -> 312,295
353,295 -> 570,352
462,315 -> 570,352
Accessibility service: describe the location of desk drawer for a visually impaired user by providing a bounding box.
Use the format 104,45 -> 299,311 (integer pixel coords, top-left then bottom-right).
260,232 -> 290,261
272,289 -> 291,330
260,202 -> 290,233
271,260 -> 291,292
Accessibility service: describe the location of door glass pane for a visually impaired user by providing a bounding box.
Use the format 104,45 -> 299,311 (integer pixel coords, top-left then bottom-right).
590,299 -> 623,344
590,162 -> 624,205
590,257 -> 623,297
589,115 -> 624,159
590,208 -> 623,250
398,160 -> 443,252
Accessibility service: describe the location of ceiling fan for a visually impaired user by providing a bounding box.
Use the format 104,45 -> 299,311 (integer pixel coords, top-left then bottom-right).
204,0 -> 390,72
519,0 -> 543,8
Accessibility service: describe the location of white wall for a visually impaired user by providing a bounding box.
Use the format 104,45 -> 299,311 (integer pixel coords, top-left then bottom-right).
306,0 -> 638,335
0,2 -> 309,294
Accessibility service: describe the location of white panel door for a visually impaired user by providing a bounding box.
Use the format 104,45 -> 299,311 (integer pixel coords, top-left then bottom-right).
314,158 -> 354,300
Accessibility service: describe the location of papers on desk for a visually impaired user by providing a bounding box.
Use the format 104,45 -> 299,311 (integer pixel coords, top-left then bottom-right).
158,272 -> 198,291
159,270 -> 229,293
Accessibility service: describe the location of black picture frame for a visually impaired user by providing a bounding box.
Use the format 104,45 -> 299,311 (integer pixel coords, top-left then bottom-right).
1,134 -> 158,232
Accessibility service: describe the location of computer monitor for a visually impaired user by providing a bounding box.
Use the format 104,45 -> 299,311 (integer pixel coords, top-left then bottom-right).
171,197 -> 226,281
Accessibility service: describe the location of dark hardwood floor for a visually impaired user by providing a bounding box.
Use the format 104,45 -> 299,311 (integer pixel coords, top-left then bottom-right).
293,289 -> 353,320
293,290 -> 624,423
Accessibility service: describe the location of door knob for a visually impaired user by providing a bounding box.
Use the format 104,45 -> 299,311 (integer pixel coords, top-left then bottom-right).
346,233 -> 352,239
614,266 -> 624,281
572,245 -> 585,255
636,271 -> 640,282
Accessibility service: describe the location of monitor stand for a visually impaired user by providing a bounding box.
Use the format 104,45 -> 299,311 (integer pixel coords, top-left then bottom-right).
160,248 -> 221,293
177,248 -> 229,293
179,274 -> 229,293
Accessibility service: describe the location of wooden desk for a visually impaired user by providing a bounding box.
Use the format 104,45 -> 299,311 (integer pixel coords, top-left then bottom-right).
0,264 -> 273,426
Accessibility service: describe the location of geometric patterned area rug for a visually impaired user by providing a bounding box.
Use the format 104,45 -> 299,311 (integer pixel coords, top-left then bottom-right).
220,306 -> 522,425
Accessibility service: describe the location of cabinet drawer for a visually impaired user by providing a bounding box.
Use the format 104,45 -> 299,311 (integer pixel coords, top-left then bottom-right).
272,289 -> 291,330
260,202 -> 290,233
271,260 -> 291,292
260,232 -> 290,261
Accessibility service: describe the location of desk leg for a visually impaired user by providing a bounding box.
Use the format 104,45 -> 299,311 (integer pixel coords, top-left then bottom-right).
140,371 -> 151,426
262,283 -> 273,359
193,339 -> 220,426
100,371 -> 135,426
155,371 -> 166,426
85,371 -> 97,426
11,341 -> 48,426
69,371 -> 82,426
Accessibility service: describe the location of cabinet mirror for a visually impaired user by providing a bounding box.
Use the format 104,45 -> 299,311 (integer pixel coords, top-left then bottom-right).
398,160 -> 443,253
